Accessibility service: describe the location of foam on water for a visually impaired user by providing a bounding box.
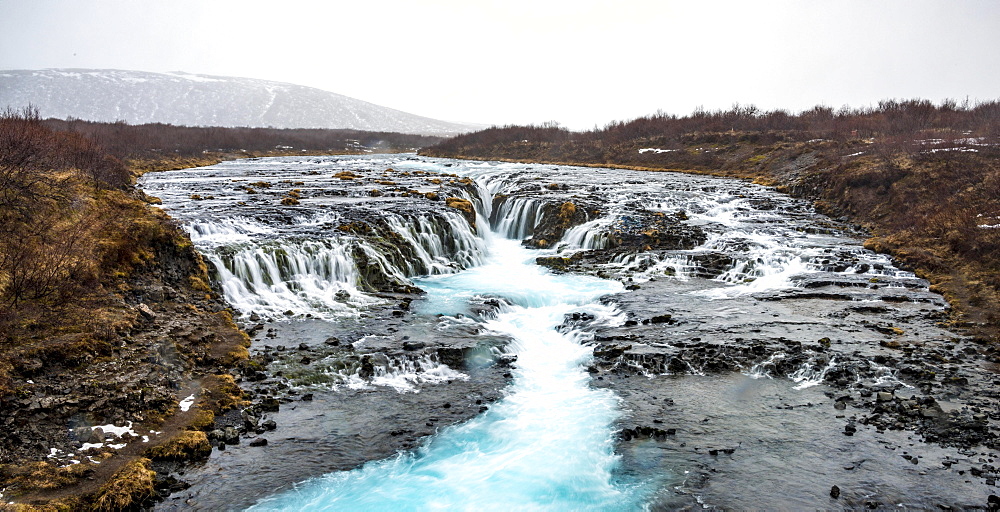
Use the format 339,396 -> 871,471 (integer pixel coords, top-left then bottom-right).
248,233 -> 646,510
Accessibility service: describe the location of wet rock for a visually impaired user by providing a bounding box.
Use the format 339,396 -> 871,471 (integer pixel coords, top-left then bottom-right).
403,341 -> 426,351
594,344 -> 631,359
249,437 -> 268,447
260,398 -> 280,412
358,356 -> 376,379
649,314 -> 673,324
137,303 -> 157,321
222,427 -> 240,445
436,347 -> 465,368
830,485 -> 841,499
87,427 -> 105,444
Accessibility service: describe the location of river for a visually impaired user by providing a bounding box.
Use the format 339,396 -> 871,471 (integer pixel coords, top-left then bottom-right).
140,154 -> 996,510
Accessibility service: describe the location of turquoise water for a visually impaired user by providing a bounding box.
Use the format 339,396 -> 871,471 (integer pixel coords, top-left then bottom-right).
248,237 -> 648,510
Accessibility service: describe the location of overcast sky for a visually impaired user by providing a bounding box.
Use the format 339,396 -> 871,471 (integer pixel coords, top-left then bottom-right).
1,0 -> 998,129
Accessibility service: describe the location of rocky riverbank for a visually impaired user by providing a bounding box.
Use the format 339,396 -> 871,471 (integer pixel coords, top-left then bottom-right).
0,203 -> 252,509
45,152 -> 997,510
522,176 -> 1000,509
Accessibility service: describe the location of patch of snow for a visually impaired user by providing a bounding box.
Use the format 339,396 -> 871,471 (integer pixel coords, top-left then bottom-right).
80,442 -> 104,451
93,422 -> 138,438
926,147 -> 978,153
167,72 -> 222,83
179,394 -> 196,412
844,152 -> 864,157
639,148 -> 676,154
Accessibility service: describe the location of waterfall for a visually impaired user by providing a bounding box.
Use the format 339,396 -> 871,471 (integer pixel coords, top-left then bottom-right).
203,239 -> 373,320
491,196 -> 547,239
198,210 -> 488,321
560,217 -> 614,250
248,237 -> 645,511
384,211 -> 487,275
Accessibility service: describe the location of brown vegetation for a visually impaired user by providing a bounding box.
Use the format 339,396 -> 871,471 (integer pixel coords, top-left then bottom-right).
0,109 -> 251,508
422,99 -> 1000,342
41,117 -> 442,162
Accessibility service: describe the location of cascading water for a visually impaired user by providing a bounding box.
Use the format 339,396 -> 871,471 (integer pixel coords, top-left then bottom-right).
204,239 -> 372,320
140,155 -> 982,511
249,236 -> 642,511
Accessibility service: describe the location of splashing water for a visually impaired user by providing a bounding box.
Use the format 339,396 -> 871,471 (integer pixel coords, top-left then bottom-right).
248,235 -> 648,510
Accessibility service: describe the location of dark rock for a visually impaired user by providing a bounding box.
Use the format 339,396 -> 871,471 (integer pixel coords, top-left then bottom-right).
830,485 -> 841,499
650,314 -> 673,324
137,303 -> 157,321
260,398 -> 280,412
249,437 -> 268,447
594,344 -> 631,359
403,341 -> 426,351
222,427 -> 240,444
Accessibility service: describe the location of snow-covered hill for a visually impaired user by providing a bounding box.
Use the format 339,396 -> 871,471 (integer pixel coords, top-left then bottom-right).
0,69 -> 481,136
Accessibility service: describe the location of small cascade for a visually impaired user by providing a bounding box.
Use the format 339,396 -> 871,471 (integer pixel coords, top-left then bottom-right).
491,196 -> 546,239
370,354 -> 471,393
203,239 -> 372,320
789,357 -> 838,390
384,211 -> 488,275
187,209 -> 490,321
185,217 -> 275,244
748,352 -> 786,379
865,359 -> 913,388
695,230 -> 815,297
604,252 -> 695,282
560,217 -> 614,250
296,353 -> 471,393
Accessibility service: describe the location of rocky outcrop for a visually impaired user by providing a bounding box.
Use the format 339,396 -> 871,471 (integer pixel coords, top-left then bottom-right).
0,210 -> 250,507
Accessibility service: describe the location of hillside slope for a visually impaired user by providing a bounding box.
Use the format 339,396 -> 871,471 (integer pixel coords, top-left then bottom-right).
0,69 -> 481,136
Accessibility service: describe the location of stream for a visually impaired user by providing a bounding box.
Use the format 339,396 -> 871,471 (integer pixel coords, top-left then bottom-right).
140,154 -> 998,511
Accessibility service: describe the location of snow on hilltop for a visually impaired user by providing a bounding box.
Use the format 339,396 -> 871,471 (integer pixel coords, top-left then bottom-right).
0,69 -> 481,136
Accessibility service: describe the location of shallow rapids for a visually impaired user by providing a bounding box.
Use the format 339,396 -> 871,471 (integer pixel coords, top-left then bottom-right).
250,237 -> 639,510
140,154 -> 995,511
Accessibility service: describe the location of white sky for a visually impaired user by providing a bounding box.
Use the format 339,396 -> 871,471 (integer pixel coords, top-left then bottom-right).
1,0 -> 998,130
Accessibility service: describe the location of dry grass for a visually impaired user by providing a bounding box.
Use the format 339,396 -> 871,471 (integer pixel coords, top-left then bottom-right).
143,431 -> 211,461
90,458 -> 156,511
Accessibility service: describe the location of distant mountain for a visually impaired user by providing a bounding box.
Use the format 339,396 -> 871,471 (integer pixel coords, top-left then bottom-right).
0,69 -> 482,136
